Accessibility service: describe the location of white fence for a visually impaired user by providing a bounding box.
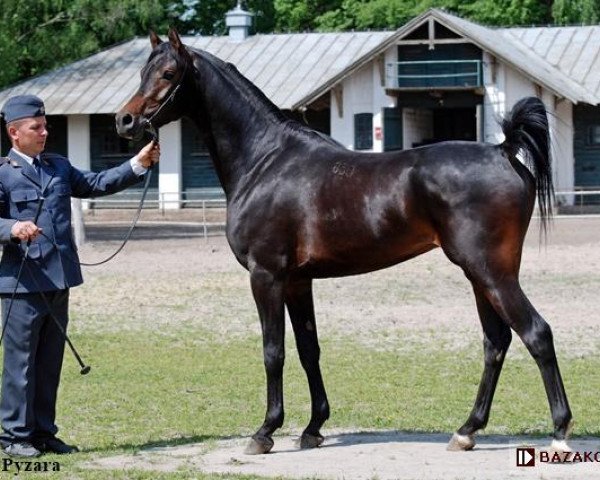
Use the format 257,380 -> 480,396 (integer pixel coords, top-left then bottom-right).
555,189 -> 600,214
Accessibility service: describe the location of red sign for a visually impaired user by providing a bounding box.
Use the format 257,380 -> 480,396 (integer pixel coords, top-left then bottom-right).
374,126 -> 382,140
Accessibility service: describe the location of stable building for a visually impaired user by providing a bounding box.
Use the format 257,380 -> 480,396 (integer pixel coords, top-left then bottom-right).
0,8 -> 599,207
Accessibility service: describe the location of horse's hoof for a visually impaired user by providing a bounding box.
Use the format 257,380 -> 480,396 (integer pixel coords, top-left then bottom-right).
244,435 -> 274,455
547,419 -> 574,454
300,433 -> 324,449
550,439 -> 572,454
447,433 -> 475,451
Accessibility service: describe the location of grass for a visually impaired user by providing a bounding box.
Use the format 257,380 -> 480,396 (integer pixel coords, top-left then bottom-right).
1,325 -> 594,479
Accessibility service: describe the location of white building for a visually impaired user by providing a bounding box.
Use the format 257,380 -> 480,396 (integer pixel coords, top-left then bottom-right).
1,9 -> 599,207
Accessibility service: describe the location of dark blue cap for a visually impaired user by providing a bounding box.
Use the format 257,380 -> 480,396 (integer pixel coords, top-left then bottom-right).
0,95 -> 46,123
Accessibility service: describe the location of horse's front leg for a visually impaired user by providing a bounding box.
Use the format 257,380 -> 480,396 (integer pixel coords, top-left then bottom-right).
245,267 -> 286,455
285,279 -> 330,449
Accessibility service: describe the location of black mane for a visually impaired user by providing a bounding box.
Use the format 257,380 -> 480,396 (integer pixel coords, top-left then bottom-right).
187,46 -> 342,148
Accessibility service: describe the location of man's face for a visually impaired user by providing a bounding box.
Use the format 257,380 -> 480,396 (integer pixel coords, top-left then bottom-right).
7,116 -> 48,157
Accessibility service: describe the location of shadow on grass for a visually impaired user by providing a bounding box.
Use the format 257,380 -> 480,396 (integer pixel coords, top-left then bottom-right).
89,434 -> 223,454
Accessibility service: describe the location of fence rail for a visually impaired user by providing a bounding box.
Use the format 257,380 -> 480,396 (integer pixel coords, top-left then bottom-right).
85,191 -> 227,241
386,59 -> 482,89
554,189 -> 600,215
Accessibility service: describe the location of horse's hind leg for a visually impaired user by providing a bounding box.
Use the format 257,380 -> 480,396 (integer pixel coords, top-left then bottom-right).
449,265 -> 572,451
480,278 -> 573,450
285,279 -> 330,449
245,267 -> 286,455
448,286 -> 512,451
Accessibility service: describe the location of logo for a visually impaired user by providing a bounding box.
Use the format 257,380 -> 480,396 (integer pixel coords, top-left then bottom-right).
516,447 -> 536,467
516,446 -> 600,466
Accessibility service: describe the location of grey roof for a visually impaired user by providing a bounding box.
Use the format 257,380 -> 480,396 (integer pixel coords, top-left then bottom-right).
503,25 -> 600,101
294,9 -> 600,108
0,31 -> 393,114
0,9 -> 598,114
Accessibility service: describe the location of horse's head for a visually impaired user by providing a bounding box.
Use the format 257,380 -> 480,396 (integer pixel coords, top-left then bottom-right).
116,28 -> 192,140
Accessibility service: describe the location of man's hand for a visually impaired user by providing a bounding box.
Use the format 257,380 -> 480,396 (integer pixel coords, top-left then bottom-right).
11,221 -> 42,242
137,141 -> 160,168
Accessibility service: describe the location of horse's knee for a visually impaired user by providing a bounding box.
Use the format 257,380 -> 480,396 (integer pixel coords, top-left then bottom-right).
264,343 -> 285,376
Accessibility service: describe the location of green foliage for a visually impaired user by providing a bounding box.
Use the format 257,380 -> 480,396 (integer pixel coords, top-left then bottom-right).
553,0 -> 600,24
0,0 -> 173,88
458,0 -> 553,26
274,0 -> 342,31
309,0 -> 553,31
274,0 -> 554,32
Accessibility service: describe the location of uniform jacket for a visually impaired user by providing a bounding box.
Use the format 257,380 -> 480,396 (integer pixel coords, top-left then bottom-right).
0,149 -> 142,293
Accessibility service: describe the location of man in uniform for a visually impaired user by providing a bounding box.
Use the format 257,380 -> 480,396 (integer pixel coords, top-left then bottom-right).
0,95 -> 159,457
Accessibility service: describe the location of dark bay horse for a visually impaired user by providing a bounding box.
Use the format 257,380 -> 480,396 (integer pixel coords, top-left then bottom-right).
116,29 -> 573,455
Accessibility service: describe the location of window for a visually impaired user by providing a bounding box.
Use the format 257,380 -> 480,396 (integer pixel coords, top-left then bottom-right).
354,113 -> 373,150
588,125 -> 600,146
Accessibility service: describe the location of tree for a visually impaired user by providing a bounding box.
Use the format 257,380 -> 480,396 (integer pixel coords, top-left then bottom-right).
275,0 -> 555,32
273,0 -> 341,31
553,0 -> 600,24
459,0 -> 553,26
0,0 -> 173,88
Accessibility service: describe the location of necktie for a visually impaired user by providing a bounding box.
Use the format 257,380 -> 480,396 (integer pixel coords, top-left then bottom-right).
32,157 -> 41,176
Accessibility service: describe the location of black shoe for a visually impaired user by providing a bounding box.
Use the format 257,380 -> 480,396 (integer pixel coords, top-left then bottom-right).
2,441 -> 42,458
35,437 -> 79,454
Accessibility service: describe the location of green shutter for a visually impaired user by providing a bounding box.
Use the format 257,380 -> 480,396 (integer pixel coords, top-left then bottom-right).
354,113 -> 373,150
574,105 -> 600,203
383,108 -> 403,152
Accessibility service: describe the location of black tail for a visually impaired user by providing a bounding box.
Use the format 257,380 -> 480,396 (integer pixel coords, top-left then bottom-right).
501,96 -> 554,234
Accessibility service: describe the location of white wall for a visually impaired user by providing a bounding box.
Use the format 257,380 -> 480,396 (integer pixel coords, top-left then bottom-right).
552,99 -> 575,200
482,60 -> 575,195
482,52 -> 505,144
402,109 -> 433,149
67,115 -> 90,170
372,48 -> 398,152
158,120 -> 182,209
67,115 -> 91,210
330,53 -> 396,151
330,80 -> 353,149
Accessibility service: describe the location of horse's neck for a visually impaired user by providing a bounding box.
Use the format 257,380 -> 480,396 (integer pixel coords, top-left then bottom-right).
193,57 -> 286,196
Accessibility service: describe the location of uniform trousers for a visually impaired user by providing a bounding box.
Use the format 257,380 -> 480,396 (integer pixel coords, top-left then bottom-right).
0,289 -> 69,443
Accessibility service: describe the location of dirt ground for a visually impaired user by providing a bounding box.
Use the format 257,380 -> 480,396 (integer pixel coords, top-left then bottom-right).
75,214 -> 600,479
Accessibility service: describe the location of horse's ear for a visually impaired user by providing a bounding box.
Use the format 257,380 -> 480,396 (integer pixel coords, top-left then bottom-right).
168,27 -> 184,52
149,30 -> 162,49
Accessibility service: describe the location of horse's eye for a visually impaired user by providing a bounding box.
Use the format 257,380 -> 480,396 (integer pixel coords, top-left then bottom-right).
163,71 -> 175,81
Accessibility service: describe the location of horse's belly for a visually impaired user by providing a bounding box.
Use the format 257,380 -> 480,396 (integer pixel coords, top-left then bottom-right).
294,227 -> 438,278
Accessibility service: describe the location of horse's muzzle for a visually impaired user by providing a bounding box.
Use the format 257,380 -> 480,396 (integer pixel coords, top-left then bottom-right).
115,111 -> 141,139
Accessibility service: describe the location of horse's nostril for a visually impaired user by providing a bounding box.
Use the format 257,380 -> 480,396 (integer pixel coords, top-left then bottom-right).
121,114 -> 134,127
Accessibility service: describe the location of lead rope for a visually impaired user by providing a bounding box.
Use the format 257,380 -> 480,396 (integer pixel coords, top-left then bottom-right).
48,161 -> 155,267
